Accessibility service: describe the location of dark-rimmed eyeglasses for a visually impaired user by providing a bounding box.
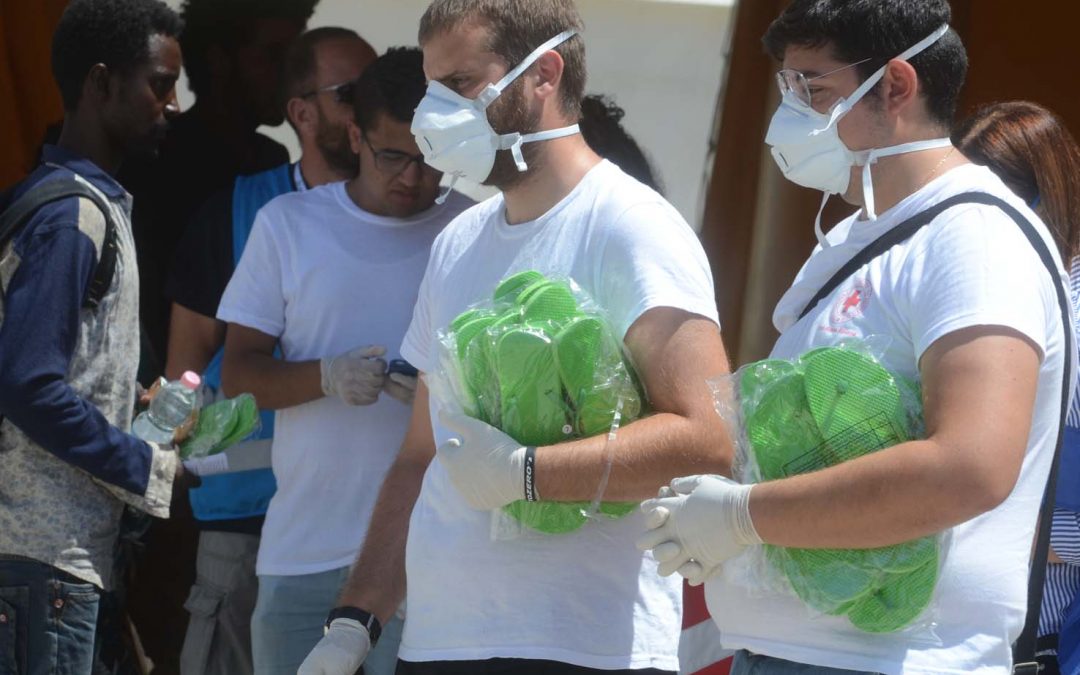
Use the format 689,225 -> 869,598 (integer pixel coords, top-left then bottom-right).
362,135 -> 430,176
775,58 -> 872,110
299,79 -> 357,105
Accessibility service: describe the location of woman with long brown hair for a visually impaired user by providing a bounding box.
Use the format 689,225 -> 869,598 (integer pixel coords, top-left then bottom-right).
956,101 -> 1080,675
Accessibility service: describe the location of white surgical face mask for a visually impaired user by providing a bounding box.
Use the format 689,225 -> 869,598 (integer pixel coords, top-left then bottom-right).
765,24 -> 952,243
412,30 -> 582,203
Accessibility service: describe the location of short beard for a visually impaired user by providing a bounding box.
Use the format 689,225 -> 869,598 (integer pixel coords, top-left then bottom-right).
483,79 -> 543,190
315,106 -> 359,178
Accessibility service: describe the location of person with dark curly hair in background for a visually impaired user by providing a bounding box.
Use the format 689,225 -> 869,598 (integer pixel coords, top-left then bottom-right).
121,0 -> 318,371
579,94 -> 663,194
956,101 -> 1080,675
116,3 -> 315,670
0,1 -> 190,672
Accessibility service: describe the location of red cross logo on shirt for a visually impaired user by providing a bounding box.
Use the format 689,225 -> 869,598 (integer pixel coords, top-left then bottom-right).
842,289 -> 863,314
831,279 -> 872,324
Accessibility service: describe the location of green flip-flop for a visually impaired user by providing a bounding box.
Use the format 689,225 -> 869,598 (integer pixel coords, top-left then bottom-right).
453,312 -> 502,422
745,373 -> 825,481
847,551 -> 939,633
738,359 -> 798,411
495,325 -> 567,447
802,349 -> 910,469
520,280 -> 581,325
553,316 -> 640,436
180,394 -> 261,459
494,270 -> 546,305
772,546 -> 880,616
496,324 -> 586,534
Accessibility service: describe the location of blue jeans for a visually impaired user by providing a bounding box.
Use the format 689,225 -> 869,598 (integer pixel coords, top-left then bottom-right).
251,567 -> 403,675
0,557 -> 101,675
732,651 -> 884,675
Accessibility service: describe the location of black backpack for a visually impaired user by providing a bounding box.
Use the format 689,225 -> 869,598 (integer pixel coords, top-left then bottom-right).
0,175 -> 118,309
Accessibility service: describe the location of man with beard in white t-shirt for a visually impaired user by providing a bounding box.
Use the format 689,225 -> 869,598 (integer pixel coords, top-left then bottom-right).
216,47 -> 473,675
637,2 -> 1075,674
299,1 -> 732,674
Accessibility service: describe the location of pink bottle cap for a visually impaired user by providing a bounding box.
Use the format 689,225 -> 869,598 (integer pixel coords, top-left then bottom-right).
180,371 -> 202,390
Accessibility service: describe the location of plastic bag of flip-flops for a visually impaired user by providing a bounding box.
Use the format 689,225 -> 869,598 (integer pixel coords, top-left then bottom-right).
429,270 -> 646,540
708,338 -> 949,638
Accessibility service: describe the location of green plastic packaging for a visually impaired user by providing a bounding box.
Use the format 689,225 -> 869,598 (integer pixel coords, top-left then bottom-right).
179,393 -> 261,460
716,343 -> 939,634
436,271 -> 644,536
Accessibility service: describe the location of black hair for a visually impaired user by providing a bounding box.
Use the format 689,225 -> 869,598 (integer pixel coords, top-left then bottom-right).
579,95 -> 662,193
51,0 -> 182,111
282,27 -> 363,102
351,47 -> 427,133
762,0 -> 968,127
179,0 -> 318,97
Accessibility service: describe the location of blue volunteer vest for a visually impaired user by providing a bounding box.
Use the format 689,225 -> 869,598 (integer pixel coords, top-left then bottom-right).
188,163 -> 295,522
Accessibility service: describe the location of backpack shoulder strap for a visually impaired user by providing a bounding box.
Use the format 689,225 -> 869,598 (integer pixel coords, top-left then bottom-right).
0,176 -> 118,309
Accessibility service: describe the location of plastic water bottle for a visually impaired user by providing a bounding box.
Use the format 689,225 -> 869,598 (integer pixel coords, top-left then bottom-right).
133,371 -> 202,444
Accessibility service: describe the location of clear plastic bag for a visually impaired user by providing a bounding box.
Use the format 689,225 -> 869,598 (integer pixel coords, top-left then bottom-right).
708,338 -> 947,638
179,393 -> 261,460
429,270 -> 646,539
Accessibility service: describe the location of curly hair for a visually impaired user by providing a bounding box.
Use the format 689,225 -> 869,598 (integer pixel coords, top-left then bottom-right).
579,94 -> 661,193
51,0 -> 182,111
351,47 -> 427,133
179,0 -> 318,97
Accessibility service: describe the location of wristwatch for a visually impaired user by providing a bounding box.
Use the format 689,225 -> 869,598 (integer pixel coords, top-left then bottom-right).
325,606 -> 382,646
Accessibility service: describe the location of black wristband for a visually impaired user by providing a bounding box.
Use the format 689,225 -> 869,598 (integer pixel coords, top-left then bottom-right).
524,446 -> 538,502
326,606 -> 382,646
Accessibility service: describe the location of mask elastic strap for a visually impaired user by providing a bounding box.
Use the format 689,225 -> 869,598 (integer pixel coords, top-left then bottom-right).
435,174 -> 461,205
490,30 -> 579,97
814,192 -> 833,248
830,24 -> 950,126
860,138 -> 953,220
500,124 -> 582,172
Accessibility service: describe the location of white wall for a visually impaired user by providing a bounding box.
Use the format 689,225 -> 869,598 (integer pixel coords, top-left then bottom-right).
165,0 -> 734,227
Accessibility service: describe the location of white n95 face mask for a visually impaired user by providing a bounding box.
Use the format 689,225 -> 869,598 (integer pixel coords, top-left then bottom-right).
765,24 -> 952,240
412,30 -> 582,201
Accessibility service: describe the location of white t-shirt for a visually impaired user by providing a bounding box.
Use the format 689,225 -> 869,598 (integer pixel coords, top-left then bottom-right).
399,160 -> 719,670
706,164 -> 1074,674
218,182 -> 473,576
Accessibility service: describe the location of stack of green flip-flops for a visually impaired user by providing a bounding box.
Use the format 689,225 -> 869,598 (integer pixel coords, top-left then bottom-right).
450,271 -> 643,534
739,347 -> 937,633
180,394 -> 261,460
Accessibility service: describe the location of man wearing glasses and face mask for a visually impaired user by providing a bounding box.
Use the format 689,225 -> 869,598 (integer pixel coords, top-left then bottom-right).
215,47 -> 473,675
637,1 -> 1075,674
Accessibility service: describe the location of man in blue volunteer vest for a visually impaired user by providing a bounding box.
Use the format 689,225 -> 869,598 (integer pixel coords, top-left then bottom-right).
163,27 -> 376,675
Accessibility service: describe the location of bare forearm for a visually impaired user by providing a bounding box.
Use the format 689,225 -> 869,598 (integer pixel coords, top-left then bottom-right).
166,305 -> 225,380
221,352 -> 323,409
338,453 -> 429,625
750,439 -> 1004,549
535,411 -> 731,502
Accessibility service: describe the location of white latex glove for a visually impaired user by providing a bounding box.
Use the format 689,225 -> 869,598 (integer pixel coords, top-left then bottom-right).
320,346 -> 387,406
297,618 -> 370,675
636,475 -> 762,586
382,373 -> 417,405
437,410 -> 529,510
